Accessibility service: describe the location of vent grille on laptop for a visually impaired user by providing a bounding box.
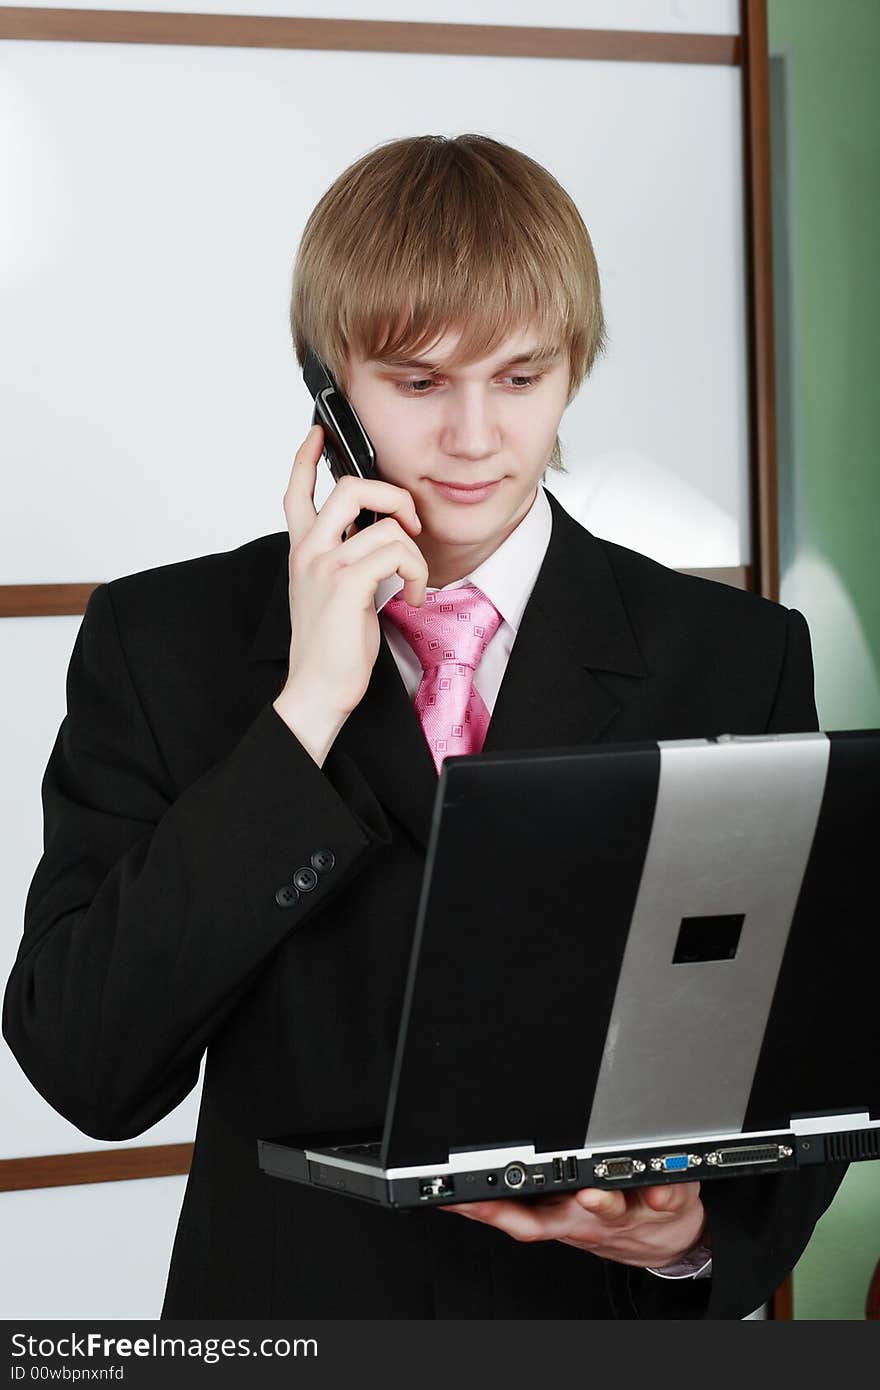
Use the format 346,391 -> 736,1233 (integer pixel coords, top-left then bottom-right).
825,1129 -> 880,1162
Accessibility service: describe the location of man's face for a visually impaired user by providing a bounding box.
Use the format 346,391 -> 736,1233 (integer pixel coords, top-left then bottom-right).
343,324 -> 570,586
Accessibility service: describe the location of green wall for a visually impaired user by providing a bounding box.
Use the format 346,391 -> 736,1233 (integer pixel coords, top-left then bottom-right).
767,0 -> 880,1319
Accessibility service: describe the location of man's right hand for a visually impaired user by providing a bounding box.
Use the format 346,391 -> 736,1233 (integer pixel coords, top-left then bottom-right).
272,424 -> 428,761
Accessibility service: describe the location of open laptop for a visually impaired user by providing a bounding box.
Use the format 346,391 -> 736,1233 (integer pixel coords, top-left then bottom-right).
258,729 -> 880,1208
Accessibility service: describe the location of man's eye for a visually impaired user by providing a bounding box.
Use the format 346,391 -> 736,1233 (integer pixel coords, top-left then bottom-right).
397,378 -> 435,394
395,373 -> 544,395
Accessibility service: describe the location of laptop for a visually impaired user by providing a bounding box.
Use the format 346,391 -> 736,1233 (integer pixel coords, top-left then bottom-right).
258,729 -> 880,1208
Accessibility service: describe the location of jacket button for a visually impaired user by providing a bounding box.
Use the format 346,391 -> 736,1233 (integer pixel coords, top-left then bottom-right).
275,884 -> 300,908
310,849 -> 336,873
292,866 -> 319,892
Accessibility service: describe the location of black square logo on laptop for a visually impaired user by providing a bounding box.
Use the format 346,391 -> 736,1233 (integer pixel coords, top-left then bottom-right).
673,913 -> 745,964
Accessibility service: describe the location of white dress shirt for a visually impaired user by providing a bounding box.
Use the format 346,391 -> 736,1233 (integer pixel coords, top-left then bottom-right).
374,482 -> 711,1282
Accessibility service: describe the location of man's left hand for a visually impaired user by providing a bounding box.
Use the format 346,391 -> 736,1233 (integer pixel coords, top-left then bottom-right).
440,1180 -> 706,1269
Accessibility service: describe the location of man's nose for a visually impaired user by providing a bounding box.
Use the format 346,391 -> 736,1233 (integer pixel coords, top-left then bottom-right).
439,389 -> 501,459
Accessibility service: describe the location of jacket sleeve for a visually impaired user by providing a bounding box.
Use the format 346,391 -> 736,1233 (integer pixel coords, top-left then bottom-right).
613,605 -> 848,1319
2,581 -> 392,1142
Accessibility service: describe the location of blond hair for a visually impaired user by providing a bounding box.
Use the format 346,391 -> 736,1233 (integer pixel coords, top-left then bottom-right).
290,134 -> 607,472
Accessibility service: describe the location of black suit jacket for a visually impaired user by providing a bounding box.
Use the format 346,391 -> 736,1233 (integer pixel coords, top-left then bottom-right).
3,488 -> 845,1319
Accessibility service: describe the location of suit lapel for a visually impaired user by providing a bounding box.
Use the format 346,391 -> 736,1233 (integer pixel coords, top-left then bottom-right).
482,490 -> 648,755
248,488 -> 650,851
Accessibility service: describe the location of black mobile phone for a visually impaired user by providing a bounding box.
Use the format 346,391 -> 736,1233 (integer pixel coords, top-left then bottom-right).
302,347 -> 379,531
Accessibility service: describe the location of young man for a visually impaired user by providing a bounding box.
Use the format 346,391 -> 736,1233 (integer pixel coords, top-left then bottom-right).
3,135 -> 844,1319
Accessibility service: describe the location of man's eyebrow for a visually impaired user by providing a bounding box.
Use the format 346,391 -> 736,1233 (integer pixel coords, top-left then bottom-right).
376,346 -> 562,371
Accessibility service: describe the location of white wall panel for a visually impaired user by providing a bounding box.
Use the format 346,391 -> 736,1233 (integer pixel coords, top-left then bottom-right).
1,39 -> 749,581
0,1174 -> 186,1318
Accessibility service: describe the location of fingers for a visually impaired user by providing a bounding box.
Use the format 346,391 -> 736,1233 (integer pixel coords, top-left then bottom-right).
339,538 -> 429,608
575,1180 -> 700,1225
443,1181 -> 702,1240
440,1201 -> 501,1220
333,517 -> 429,606
639,1180 -> 701,1216
283,425 -> 324,552
284,426 -> 423,577
575,1186 -> 628,1221
316,475 -> 422,551
440,1182 -> 706,1265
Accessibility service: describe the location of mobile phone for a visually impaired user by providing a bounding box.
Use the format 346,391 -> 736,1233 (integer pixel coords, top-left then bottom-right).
302,347 -> 379,531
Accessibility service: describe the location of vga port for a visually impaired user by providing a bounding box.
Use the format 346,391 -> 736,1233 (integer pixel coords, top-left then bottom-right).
593,1156 -> 646,1180
649,1153 -> 702,1173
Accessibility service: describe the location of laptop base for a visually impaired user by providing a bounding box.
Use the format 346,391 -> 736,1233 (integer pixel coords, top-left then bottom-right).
258,1119 -> 880,1210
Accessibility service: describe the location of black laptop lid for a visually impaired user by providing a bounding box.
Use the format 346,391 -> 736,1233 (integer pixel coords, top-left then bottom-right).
380,731 -> 880,1168
381,741 -> 662,1166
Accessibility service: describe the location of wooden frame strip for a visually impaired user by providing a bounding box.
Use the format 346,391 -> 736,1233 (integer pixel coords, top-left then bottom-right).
0,583 -> 100,618
0,568 -> 751,619
0,9 -> 740,64
740,0 -> 779,601
0,1142 -> 192,1191
771,1272 -> 794,1320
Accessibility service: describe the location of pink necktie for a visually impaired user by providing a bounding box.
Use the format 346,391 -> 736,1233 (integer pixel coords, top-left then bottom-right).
382,585 -> 504,775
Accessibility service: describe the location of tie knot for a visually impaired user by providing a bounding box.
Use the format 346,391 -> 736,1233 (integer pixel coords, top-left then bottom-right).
382,584 -> 503,672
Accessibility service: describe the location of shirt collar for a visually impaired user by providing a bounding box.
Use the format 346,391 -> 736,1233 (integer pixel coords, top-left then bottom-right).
375,482 -> 552,635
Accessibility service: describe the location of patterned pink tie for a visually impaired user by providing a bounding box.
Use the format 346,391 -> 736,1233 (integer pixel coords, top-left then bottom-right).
382,585 -> 504,775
